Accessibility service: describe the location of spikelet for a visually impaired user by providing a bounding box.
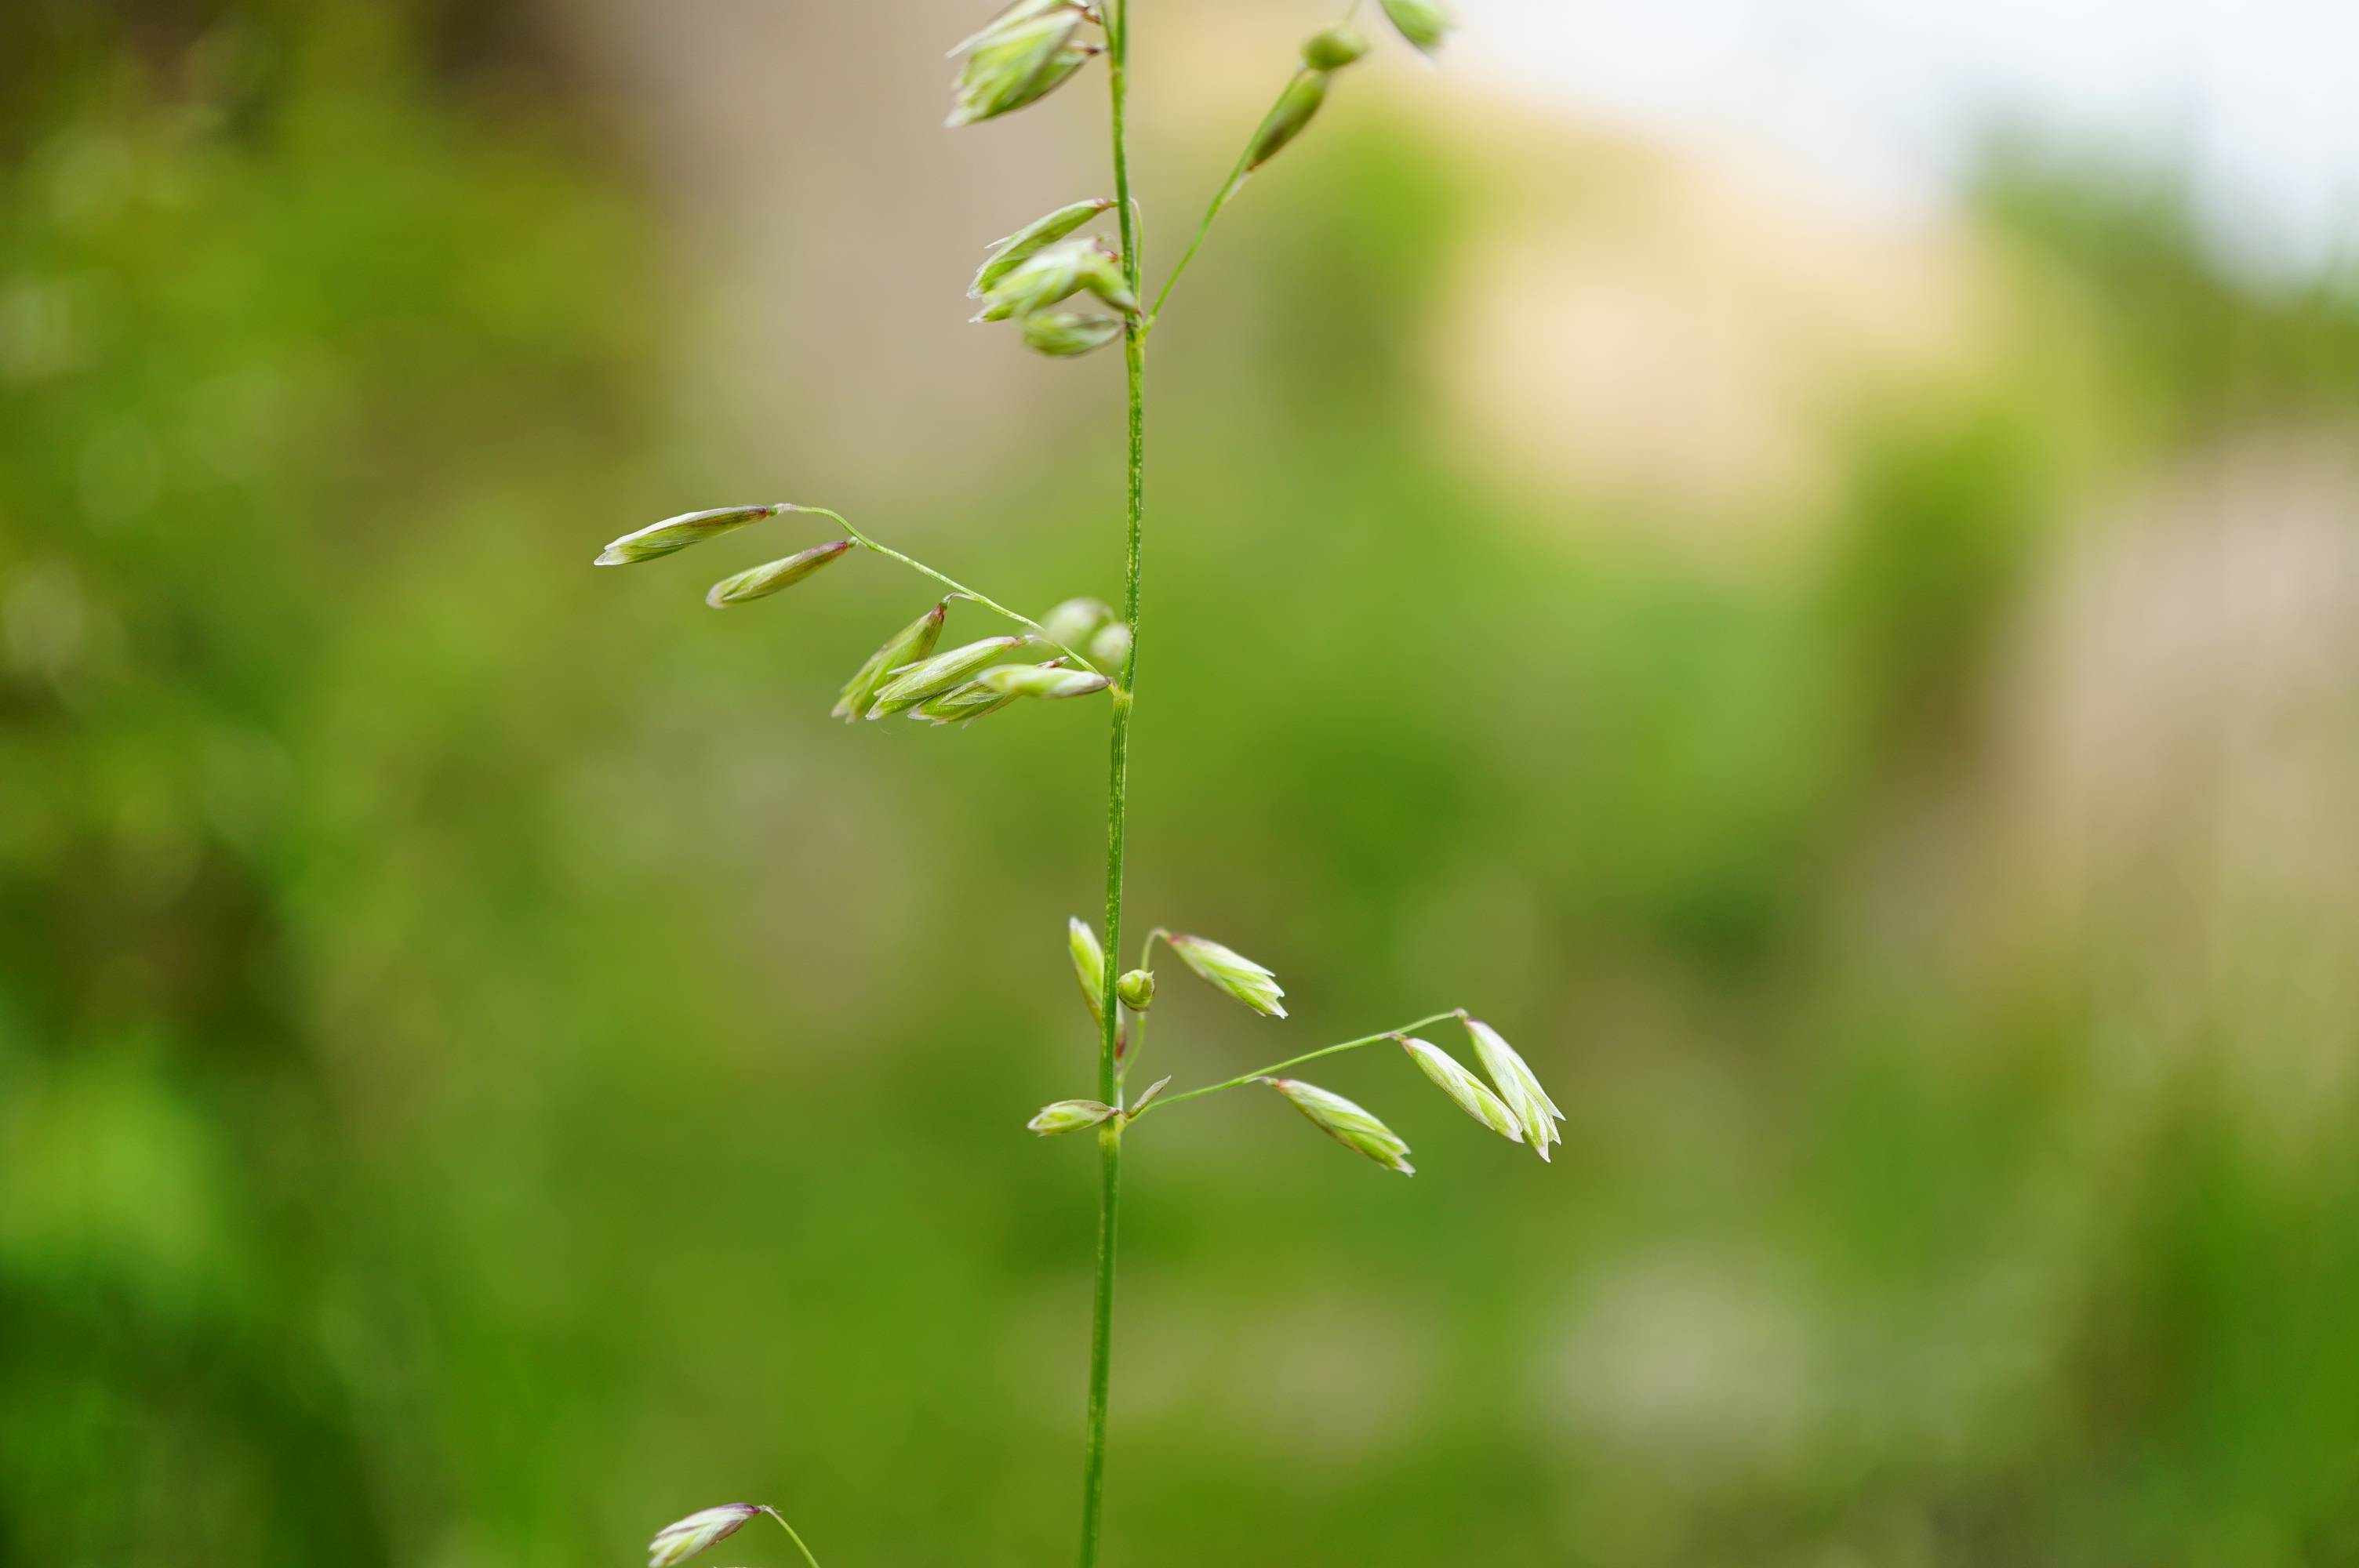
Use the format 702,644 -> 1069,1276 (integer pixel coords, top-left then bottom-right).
1167,933 -> 1287,1018
703,540 -> 852,607
1029,1098 -> 1118,1134
865,636 -> 1027,717
1069,916 -> 1108,1029
1463,1017 -> 1561,1161
835,603 -> 948,721
973,198 -> 1117,298
1301,26 -> 1370,70
1264,1078 -> 1412,1174
1379,0 -> 1454,56
1401,1036 -> 1522,1142
1248,73 -> 1329,170
647,1505 -> 759,1568
596,505 -> 780,567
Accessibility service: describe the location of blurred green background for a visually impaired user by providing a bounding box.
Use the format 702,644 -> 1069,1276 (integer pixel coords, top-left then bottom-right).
7,2 -> 2359,1564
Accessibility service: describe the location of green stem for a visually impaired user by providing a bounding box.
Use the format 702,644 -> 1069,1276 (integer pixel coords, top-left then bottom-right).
1080,3 -> 1145,1566
1079,1117 -> 1121,1567
800,507 -> 1103,677
758,1508 -> 824,1568
1134,1010 -> 1467,1117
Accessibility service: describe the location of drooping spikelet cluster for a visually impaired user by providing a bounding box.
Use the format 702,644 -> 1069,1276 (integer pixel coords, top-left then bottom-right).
945,0 -> 1107,129
1030,916 -> 1556,1178
947,0 -> 1455,358
968,198 -> 1137,359
594,505 -> 1131,730
1258,1014 -> 1561,1176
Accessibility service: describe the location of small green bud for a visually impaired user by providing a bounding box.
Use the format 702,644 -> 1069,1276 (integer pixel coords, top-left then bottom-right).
910,679 -> 1020,726
1028,1098 -> 1117,1135
1167,933 -> 1287,1018
973,197 -> 1116,299
648,1504 -> 760,1568
865,635 -> 1027,717
979,662 -> 1112,699
1070,916 -> 1107,1029
1378,0 -> 1453,56
1301,25 -> 1369,70
1464,1017 -> 1561,1162
834,601 -> 948,722
1247,71 -> 1329,170
1041,596 -> 1114,652
1117,968 -> 1154,1011
1264,1078 -> 1413,1174
1401,1036 -> 1522,1142
1086,619 -> 1131,670
703,539 -> 852,607
595,504 -> 780,566
1022,311 -> 1124,358
1125,1074 -> 1172,1116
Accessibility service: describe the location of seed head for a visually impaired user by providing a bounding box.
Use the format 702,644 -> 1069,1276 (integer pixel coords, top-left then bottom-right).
1166,933 -> 1287,1018
973,197 -> 1116,298
1041,596 -> 1114,652
995,43 -> 1100,117
1028,1098 -> 1117,1134
1378,0 -> 1454,56
1071,246 -> 1140,314
1087,619 -> 1132,670
1265,1078 -> 1413,1174
1463,1017 -> 1561,1161
949,0 -> 1081,57
947,14 -> 1096,128
1069,916 -> 1108,1028
972,237 -> 1095,321
703,539 -> 852,607
1248,71 -> 1329,170
1301,25 -> 1370,70
977,238 -> 1136,322
1401,1036 -> 1522,1142
979,662 -> 1112,699
595,504 -> 780,567
1125,1074 -> 1172,1115
834,602 -> 948,722
865,635 -> 1027,717
911,679 -> 1020,726
648,1504 -> 760,1568
1117,967 -> 1154,1011
1022,311 -> 1125,358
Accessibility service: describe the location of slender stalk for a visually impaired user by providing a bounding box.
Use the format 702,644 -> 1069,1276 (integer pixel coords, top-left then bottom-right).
757,1508 -> 824,1568
801,506 -> 1103,675
1080,3 -> 1145,1565
1146,0 -> 1364,331
1135,1010 -> 1469,1116
1144,148 -> 1253,332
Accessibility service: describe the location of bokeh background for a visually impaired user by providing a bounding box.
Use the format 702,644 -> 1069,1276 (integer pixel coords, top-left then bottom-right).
6,1 -> 2359,1564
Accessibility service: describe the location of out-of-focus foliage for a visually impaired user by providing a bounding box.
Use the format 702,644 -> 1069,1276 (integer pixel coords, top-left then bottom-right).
6,3 -> 2359,1567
